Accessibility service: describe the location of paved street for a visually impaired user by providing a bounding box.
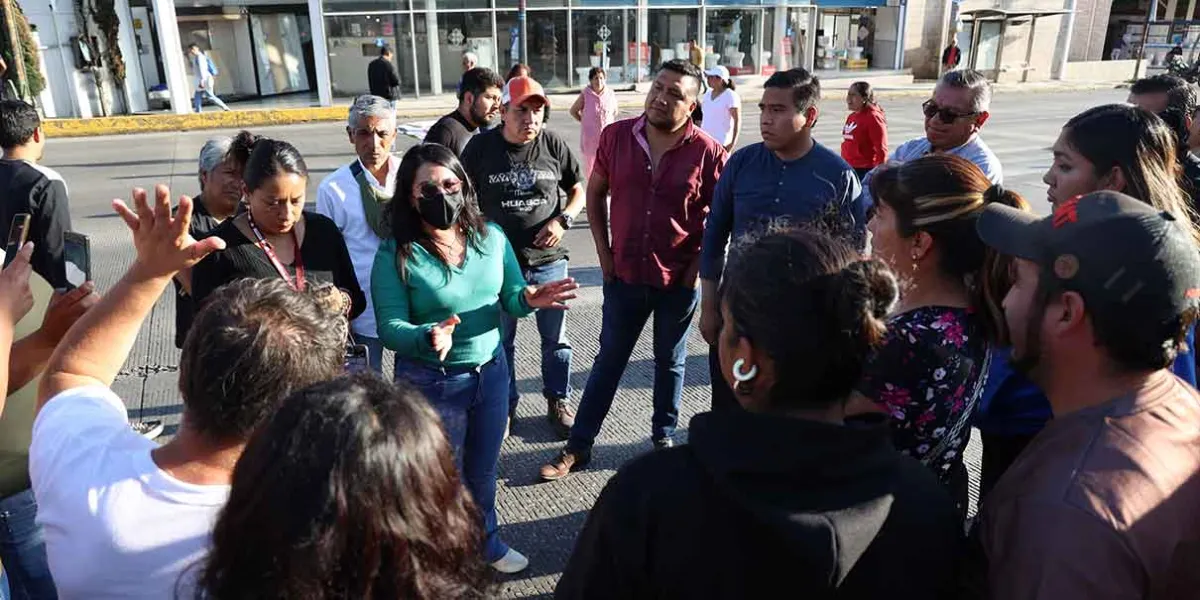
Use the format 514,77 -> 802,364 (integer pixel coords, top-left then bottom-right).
41,87 -> 1124,598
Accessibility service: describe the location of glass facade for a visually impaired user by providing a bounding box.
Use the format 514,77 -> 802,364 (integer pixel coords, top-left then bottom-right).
322,0 -> 895,97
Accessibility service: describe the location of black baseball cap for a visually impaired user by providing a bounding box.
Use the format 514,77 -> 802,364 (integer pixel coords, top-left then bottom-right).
976,190 -> 1200,326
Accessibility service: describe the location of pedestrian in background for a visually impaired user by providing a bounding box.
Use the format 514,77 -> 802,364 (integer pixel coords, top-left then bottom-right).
367,45 -> 402,108
187,44 -> 230,113
569,67 -> 618,178
462,52 -> 478,73
372,143 -> 577,575
425,67 -> 504,157
942,37 -> 961,73
700,66 -> 741,153
841,81 -> 888,179
507,63 -> 531,82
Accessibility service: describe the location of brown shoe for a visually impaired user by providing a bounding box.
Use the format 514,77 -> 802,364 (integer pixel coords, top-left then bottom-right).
538,449 -> 590,482
547,398 -> 575,440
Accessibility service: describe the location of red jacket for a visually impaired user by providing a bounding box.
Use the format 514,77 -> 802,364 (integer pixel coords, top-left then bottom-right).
841,104 -> 888,170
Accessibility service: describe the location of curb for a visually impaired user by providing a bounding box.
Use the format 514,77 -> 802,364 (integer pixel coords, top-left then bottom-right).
42,82 -> 1125,139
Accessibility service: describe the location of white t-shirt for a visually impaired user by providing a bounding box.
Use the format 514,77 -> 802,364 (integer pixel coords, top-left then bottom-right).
316,154 -> 400,339
30,386 -> 230,599
700,88 -> 741,146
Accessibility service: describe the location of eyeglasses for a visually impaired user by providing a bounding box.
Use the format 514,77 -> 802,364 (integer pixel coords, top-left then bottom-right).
922,100 -> 978,124
418,178 -> 463,198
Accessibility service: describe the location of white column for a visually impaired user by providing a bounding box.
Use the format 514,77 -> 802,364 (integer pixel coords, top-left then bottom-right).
114,0 -> 147,112
1167,0 -> 1179,19
773,1 -> 786,70
426,1 -> 443,95
895,2 -> 906,69
306,0 -> 332,106
1052,0 -> 1076,79
149,0 -> 190,114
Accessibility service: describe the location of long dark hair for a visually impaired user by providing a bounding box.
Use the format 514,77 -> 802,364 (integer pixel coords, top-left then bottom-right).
1062,104 -> 1200,245
193,373 -> 489,599
385,144 -> 489,280
721,228 -> 896,410
870,154 -> 1029,344
225,130 -> 308,192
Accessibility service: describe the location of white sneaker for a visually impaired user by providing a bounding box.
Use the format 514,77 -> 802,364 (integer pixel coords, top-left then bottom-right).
131,420 -> 164,440
490,548 -> 529,574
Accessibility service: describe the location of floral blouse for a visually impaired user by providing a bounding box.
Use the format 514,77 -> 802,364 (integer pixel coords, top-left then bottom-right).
857,307 -> 989,487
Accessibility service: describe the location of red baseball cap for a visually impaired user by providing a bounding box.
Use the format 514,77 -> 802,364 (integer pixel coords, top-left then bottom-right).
502,76 -> 549,108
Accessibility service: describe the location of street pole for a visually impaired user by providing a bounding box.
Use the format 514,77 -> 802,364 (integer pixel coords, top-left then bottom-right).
518,0 -> 528,65
1134,3 -> 1152,80
1053,0 -> 1077,79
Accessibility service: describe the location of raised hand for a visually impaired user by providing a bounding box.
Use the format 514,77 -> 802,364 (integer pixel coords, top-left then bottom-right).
430,315 -> 461,362
112,185 -> 226,280
0,242 -> 34,327
523,278 -> 579,310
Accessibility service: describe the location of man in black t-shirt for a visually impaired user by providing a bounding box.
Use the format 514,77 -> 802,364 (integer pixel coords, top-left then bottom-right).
425,67 -> 503,156
367,45 -> 401,102
0,100 -> 70,289
460,76 -> 585,439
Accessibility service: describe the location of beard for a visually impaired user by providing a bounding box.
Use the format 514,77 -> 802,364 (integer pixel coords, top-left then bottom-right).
470,104 -> 493,129
1009,304 -> 1047,382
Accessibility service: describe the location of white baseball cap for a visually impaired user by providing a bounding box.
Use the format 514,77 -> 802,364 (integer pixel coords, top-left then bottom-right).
704,66 -> 731,82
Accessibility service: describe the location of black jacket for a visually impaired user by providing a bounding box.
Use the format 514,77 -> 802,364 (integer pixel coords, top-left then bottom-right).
0,159 -> 71,288
368,57 -> 401,100
556,410 -> 963,599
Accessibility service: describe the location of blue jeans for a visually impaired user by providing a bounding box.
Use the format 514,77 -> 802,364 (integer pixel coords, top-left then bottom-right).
394,349 -> 510,563
0,489 -> 56,600
501,258 -> 573,412
351,332 -> 384,373
192,88 -> 230,113
568,279 -> 699,452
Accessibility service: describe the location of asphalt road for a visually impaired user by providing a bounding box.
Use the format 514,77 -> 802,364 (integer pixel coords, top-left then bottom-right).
40,87 -> 1126,598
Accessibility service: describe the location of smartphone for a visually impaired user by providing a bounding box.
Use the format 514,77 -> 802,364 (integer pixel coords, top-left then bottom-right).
344,344 -> 370,373
2,214 -> 31,269
62,232 -> 91,291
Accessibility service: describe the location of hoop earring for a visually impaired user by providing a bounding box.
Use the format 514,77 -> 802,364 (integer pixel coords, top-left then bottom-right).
731,358 -> 758,395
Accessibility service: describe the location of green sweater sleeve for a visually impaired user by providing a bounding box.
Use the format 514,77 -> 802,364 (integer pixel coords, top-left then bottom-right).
497,231 -> 535,319
371,240 -> 433,355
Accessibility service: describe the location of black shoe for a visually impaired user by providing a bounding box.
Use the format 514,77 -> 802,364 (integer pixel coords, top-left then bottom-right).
653,438 -> 674,450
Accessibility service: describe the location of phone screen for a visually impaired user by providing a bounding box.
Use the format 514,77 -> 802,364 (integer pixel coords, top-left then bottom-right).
62,232 -> 91,291
2,214 -> 31,269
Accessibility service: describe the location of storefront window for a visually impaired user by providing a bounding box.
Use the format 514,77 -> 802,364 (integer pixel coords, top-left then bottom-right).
706,8 -> 762,75
571,10 -> 631,86
429,12 -> 495,90
647,8 -> 698,69
411,0 -> 490,9
326,14 -> 419,97
323,0 -> 409,11
495,11 -> 570,87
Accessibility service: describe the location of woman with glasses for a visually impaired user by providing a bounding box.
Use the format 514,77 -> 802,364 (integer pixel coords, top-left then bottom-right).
372,143 -> 577,575
192,131 -> 365,318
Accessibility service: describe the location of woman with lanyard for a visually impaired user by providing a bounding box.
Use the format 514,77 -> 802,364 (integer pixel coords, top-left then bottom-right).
372,144 -> 577,575
192,131 -> 365,319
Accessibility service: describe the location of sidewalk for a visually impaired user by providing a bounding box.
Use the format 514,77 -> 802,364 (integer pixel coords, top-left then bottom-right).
41,76 -> 1126,139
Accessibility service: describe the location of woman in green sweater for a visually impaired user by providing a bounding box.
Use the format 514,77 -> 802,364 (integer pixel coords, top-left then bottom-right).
373,143 -> 577,574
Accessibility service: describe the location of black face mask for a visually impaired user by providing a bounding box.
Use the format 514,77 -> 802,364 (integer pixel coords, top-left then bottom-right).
418,190 -> 463,230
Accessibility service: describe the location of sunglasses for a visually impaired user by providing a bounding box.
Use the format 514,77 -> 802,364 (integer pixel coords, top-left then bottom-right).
922,100 -> 978,124
418,178 -> 463,198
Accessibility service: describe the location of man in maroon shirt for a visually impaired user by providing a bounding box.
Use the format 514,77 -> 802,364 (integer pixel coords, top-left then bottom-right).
539,59 -> 727,480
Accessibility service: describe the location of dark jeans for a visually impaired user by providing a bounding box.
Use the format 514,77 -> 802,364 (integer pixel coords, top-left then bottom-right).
980,432 -> 1038,500
708,345 -> 740,412
394,350 -> 510,563
500,258 -> 573,412
568,279 -> 699,452
0,489 -> 56,599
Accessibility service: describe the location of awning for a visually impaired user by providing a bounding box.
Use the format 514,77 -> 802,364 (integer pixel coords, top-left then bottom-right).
961,8 -> 1071,22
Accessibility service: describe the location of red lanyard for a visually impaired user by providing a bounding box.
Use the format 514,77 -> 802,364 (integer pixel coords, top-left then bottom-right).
247,212 -> 305,291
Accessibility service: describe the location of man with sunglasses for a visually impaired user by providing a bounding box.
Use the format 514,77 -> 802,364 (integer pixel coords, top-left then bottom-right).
315,95 -> 399,372
460,76 -> 585,439
864,70 -> 1001,204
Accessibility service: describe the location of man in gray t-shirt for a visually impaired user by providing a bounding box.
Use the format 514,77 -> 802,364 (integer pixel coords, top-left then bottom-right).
970,192 -> 1200,599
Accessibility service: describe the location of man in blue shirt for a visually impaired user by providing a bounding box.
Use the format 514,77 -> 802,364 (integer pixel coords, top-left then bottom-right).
699,68 -> 867,412
862,69 -> 1002,207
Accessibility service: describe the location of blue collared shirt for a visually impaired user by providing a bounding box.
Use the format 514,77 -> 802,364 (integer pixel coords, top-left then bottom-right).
700,142 -> 866,280
861,134 -> 1003,207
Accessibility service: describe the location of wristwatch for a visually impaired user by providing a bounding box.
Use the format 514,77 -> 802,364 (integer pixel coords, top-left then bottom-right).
559,213 -> 575,229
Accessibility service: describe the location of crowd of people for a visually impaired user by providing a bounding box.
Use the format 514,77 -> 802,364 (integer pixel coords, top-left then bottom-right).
0,58 -> 1198,599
